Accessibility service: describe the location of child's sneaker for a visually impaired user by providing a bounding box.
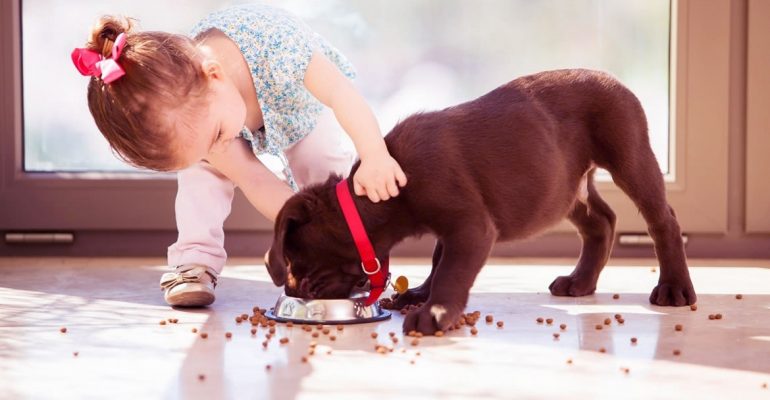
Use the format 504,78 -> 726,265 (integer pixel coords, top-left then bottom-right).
159,264 -> 218,307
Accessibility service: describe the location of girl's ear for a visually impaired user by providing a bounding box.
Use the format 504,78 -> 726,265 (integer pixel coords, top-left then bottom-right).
200,59 -> 224,81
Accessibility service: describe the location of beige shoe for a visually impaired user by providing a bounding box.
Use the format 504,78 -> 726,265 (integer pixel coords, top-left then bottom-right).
160,264 -> 218,307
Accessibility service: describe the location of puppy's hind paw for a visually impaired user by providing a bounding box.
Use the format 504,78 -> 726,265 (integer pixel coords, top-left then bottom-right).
649,282 -> 696,307
549,275 -> 597,297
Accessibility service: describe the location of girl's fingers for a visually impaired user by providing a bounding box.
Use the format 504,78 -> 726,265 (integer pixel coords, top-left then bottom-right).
354,180 -> 366,196
367,188 -> 381,203
386,178 -> 399,197
396,168 -> 408,187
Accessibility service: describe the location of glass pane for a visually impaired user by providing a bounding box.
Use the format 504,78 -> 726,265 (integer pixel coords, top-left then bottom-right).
23,0 -> 669,173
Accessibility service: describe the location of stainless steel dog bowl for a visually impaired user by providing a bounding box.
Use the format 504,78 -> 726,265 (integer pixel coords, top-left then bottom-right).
264,291 -> 391,324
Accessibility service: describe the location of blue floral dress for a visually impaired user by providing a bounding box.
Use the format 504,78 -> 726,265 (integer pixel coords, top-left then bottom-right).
190,4 -> 356,191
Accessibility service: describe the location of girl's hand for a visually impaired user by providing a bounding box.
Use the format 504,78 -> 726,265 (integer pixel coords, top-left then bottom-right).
353,153 -> 407,203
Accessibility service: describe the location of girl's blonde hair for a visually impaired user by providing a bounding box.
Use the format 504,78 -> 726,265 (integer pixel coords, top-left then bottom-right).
84,16 -> 207,171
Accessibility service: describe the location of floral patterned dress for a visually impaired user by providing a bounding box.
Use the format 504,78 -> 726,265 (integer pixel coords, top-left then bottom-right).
190,4 -> 356,191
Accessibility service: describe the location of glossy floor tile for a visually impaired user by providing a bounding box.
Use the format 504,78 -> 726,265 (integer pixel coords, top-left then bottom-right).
1,257 -> 769,400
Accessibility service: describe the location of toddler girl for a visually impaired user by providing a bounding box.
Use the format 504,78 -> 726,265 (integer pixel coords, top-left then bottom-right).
72,4 -> 406,306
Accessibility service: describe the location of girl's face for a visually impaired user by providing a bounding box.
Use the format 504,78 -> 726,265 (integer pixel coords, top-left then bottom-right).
173,60 -> 247,170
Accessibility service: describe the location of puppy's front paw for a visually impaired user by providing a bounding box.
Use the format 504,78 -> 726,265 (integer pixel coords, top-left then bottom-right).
402,302 -> 460,335
650,281 -> 696,306
549,275 -> 596,297
392,286 -> 430,310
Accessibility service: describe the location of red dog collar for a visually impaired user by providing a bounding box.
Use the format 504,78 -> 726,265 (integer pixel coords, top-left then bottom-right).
335,179 -> 389,306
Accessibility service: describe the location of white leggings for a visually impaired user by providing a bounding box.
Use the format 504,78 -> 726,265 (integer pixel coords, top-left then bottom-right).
167,109 -> 354,273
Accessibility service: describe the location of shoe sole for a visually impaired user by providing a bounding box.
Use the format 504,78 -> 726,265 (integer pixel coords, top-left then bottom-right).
166,291 -> 215,307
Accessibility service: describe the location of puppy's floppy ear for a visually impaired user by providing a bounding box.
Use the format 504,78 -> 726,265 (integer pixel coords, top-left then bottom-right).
266,196 -> 310,286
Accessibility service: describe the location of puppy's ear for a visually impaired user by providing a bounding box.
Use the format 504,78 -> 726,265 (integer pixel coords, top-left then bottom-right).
266,196 -> 310,286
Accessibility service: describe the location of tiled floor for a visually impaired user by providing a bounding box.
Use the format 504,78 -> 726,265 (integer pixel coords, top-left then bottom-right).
1,257 -> 769,400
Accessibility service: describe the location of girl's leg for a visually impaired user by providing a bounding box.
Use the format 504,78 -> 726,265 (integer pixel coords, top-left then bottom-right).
167,161 -> 235,275
284,107 -> 355,187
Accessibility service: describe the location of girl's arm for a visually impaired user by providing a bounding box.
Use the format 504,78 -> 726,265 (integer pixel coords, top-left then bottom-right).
303,51 -> 407,203
205,139 -> 294,222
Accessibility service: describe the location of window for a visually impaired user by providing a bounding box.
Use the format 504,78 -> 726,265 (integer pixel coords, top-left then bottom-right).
1,0 -> 740,255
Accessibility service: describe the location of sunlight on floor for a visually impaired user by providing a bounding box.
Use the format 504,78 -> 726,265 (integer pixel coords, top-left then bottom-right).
1,258 -> 769,399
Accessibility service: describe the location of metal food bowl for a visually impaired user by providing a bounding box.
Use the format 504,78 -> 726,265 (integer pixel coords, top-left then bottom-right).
264,291 -> 391,325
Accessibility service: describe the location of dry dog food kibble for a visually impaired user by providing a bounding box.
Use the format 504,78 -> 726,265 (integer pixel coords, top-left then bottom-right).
630,337 -> 638,344
198,374 -> 205,381
225,332 -> 232,339
613,294 -> 620,299
675,324 -> 683,331
251,328 -> 257,335
560,324 -> 567,330
336,325 -> 343,331
553,333 -> 560,339
470,328 -> 478,335
715,313 -> 723,320
497,321 -> 504,328
60,327 -> 67,333
546,318 -> 553,325
435,330 -> 445,337
371,332 -> 378,339
330,335 -> 337,341
73,352 -> 79,357
160,320 -> 166,326
235,317 -> 242,323
736,294 -> 743,299
595,324 -> 603,330
604,318 -> 612,325
301,356 -> 308,363
265,365 -> 271,371
486,315 -> 494,323
262,341 -> 268,348
411,339 -> 419,346
200,333 -> 208,339
673,349 -> 681,356
536,317 -> 544,323
322,328 -> 330,335
192,328 -> 198,333
599,347 -> 606,353
279,337 -> 289,345
617,318 -> 625,324
566,358 -> 573,365
690,304 -> 698,311
708,314 -> 716,320
287,322 -> 294,328
312,332 -> 319,338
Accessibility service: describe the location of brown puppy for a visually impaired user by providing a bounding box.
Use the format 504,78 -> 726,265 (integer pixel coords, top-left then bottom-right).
266,69 -> 696,334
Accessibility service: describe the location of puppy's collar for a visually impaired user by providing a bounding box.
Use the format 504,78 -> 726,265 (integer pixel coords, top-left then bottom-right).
335,179 -> 390,306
